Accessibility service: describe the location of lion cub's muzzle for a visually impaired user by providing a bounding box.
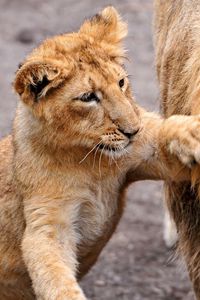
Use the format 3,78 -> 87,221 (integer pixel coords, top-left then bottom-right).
117,126 -> 140,140
99,124 -> 140,157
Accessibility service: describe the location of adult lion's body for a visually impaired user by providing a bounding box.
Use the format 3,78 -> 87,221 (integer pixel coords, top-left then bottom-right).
154,1 -> 200,298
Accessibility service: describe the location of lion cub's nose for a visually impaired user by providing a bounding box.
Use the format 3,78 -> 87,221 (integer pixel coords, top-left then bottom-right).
118,127 -> 139,139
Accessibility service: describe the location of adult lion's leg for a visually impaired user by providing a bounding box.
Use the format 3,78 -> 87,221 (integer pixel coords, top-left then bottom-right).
165,181 -> 200,299
0,275 -> 36,300
181,188 -> 200,299
0,284 -> 35,300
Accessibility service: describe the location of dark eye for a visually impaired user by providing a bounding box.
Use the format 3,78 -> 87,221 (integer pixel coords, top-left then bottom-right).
119,78 -> 125,88
80,92 -> 99,102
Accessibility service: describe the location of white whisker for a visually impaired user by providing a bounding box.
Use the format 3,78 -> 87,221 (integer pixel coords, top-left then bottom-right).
111,147 -> 122,172
93,141 -> 102,168
79,141 -> 102,164
99,144 -> 105,177
109,145 -> 114,164
123,146 -> 130,154
108,149 -> 112,166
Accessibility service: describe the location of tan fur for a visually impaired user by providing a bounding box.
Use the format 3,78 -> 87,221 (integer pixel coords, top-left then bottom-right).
1,6 -> 200,300
154,1 -> 200,298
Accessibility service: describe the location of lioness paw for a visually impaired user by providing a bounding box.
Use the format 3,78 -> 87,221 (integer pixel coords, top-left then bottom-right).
162,115 -> 200,167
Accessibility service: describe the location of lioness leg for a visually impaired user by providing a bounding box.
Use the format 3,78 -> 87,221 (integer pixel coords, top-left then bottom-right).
164,181 -> 200,298
0,284 -> 35,300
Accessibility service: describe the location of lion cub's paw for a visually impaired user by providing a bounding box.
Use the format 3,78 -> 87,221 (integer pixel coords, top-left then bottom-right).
163,115 -> 200,167
53,285 -> 87,300
57,293 -> 87,300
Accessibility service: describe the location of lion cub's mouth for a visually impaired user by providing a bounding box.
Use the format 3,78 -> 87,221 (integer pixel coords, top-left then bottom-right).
98,142 -> 131,154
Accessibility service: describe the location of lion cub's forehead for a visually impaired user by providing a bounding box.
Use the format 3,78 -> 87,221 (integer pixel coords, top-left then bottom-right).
75,45 -> 127,81
30,34 -> 126,79
78,58 -> 126,83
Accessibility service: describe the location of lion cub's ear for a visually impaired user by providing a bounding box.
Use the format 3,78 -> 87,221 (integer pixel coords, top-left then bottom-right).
79,6 -> 128,60
14,59 -> 71,104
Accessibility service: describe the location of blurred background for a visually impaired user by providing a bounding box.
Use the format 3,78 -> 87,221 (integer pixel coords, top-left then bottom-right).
0,0 -> 194,299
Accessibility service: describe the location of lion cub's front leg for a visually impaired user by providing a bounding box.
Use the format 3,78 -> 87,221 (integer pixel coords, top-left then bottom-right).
22,196 -> 86,300
160,115 -> 200,168
129,111 -> 200,182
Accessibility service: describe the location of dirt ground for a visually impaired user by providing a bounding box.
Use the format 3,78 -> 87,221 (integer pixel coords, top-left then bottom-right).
0,0 -> 195,299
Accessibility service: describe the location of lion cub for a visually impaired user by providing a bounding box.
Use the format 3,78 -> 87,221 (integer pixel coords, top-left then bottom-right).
1,6 -> 200,300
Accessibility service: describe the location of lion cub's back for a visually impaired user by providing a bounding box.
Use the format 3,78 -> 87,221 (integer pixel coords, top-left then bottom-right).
0,135 -> 14,194
0,135 -> 26,280
0,135 -> 13,164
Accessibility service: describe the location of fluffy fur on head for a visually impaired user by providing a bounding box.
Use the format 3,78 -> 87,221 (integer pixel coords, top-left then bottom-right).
14,6 -> 128,103
79,6 -> 128,61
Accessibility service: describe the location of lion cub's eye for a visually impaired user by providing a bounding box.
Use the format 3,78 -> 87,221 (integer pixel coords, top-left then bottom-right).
80,92 -> 100,103
119,78 -> 125,89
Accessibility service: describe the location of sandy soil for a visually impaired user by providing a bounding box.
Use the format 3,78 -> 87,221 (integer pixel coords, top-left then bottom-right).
0,0 -> 194,299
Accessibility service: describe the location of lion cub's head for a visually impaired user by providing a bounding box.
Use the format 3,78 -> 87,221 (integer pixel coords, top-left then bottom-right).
14,7 -> 140,158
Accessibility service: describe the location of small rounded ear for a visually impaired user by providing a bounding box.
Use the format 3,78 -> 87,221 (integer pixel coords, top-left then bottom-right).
79,6 -> 128,61
100,6 -> 128,44
14,59 -> 71,104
